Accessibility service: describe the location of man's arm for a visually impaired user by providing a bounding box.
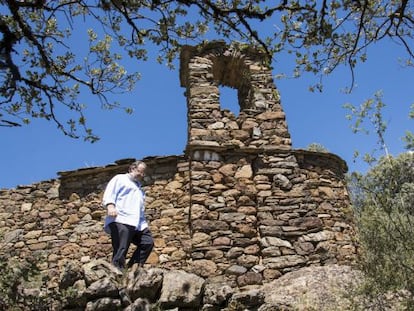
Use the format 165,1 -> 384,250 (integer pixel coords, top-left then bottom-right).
106,203 -> 117,217
103,176 -> 119,218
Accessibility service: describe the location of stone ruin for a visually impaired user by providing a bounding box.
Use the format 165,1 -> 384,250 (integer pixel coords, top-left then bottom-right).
0,41 -> 356,290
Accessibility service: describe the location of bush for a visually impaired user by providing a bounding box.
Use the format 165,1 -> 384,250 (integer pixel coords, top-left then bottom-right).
349,152 -> 414,308
0,256 -> 52,310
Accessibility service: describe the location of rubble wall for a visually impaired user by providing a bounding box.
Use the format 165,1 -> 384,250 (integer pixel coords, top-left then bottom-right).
0,41 -> 356,288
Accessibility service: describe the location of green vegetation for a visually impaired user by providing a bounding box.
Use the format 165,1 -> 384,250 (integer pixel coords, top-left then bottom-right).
344,86 -> 414,308
0,256 -> 51,310
349,152 -> 414,308
306,143 -> 329,152
345,92 -> 414,163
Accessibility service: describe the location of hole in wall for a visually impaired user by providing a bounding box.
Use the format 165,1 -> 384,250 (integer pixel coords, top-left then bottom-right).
219,86 -> 239,117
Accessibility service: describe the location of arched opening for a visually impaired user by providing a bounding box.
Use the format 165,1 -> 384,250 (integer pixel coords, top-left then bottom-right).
219,86 -> 240,116
211,55 -> 251,117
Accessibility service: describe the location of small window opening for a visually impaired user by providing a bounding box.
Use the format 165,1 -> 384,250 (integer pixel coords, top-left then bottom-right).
219,86 -> 240,117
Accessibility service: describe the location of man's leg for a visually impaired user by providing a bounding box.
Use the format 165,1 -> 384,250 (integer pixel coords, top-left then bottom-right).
109,222 -> 134,269
128,228 -> 154,267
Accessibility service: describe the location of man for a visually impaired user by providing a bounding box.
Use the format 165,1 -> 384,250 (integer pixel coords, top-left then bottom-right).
102,160 -> 154,270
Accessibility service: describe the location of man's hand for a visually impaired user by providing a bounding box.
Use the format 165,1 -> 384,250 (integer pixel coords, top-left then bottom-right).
107,204 -> 117,217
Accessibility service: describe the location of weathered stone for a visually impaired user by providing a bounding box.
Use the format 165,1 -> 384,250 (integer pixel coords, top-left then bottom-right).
171,249 -> 187,260
226,265 -> 248,276
83,277 -> 119,300
3,229 -> 23,243
262,247 -> 281,257
244,244 -> 260,255
203,283 -> 234,305
192,259 -> 218,277
263,255 -> 306,269
159,270 -> 205,309
205,249 -> 224,260
212,236 -> 231,246
237,254 -> 259,268
226,247 -> 244,259
61,243 -> 81,256
219,212 -> 245,222
165,180 -> 183,191
229,289 -> 265,310
21,203 -> 32,211
259,265 -> 365,311
24,230 -> 42,239
28,242 -> 47,250
237,205 -> 256,214
123,298 -> 150,311
125,266 -> 163,302
262,268 -> 282,280
294,241 -> 315,255
300,230 -> 335,242
85,297 -> 121,311
83,259 -> 123,286
235,165 -> 253,179
260,236 -> 292,248
192,232 -> 211,246
237,271 -> 263,287
218,164 -> 237,176
259,225 -> 283,237
273,173 -> 292,190
192,220 -> 229,232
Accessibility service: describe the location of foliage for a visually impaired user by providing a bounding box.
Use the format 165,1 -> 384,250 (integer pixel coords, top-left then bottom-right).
402,103 -> 414,150
0,256 -> 52,310
306,142 -> 329,152
345,82 -> 414,308
344,91 -> 414,164
0,0 -> 413,140
348,152 -> 414,307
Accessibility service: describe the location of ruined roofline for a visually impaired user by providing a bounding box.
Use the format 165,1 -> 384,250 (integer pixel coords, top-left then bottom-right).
57,154 -> 184,179
179,40 -> 272,88
56,148 -> 347,188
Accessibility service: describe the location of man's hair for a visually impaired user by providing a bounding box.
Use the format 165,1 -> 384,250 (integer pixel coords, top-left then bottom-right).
128,160 -> 146,172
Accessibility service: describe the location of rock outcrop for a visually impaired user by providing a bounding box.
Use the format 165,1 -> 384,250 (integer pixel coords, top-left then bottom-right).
51,260 -> 404,311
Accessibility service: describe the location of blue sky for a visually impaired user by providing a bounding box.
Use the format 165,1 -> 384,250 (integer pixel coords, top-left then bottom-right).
1,22 -> 413,189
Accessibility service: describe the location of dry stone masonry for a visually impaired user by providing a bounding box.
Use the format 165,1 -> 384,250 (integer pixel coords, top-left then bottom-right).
0,41 -> 356,292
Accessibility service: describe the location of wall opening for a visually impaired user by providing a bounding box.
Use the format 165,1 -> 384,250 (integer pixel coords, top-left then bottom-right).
219,86 -> 240,117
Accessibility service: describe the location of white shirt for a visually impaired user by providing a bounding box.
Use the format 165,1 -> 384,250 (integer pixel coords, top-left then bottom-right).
102,173 -> 148,233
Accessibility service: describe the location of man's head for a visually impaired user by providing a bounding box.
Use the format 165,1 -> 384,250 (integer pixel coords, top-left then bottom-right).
128,161 -> 147,181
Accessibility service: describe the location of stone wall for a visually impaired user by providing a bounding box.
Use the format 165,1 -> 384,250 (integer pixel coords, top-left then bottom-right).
0,41 -> 356,289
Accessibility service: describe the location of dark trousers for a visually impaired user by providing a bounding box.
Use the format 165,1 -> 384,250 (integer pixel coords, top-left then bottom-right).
108,222 -> 154,269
